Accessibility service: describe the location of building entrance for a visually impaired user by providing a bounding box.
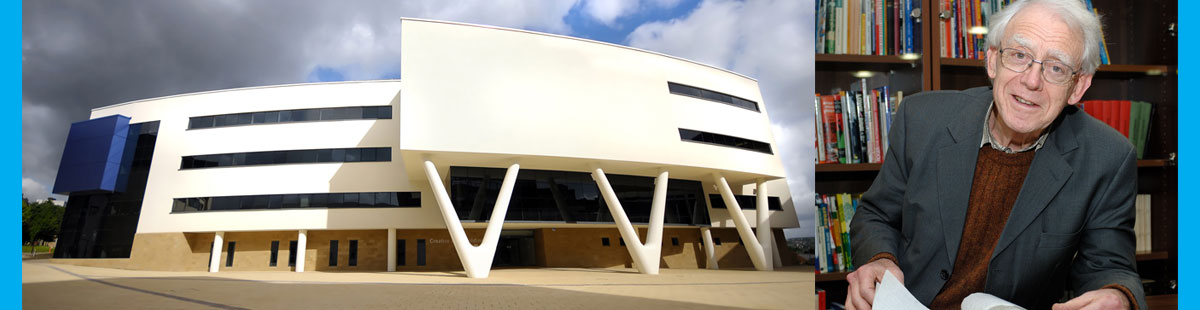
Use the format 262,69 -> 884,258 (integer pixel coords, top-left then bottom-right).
493,230 -> 536,267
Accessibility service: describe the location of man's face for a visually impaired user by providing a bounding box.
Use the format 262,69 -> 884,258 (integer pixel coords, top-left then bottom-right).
986,4 -> 1094,137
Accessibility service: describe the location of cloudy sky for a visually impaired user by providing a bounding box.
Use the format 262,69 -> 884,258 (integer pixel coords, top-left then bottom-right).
23,0 -> 815,237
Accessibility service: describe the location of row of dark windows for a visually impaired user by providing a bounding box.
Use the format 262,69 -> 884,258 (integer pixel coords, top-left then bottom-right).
667,82 -> 759,112
171,192 -> 421,213
181,147 -> 391,169
678,128 -> 773,154
449,167 -> 711,226
707,194 -> 784,210
600,237 -> 682,246
225,239 -> 381,268
188,106 -> 393,129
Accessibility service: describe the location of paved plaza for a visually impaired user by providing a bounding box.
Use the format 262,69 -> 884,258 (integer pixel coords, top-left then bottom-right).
23,260 -> 814,309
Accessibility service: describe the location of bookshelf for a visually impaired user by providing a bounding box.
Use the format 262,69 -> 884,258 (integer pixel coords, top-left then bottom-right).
815,0 -> 1177,306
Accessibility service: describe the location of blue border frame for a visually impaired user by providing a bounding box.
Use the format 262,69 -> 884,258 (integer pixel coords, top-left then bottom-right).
7,0 -> 23,306
1179,1 -> 1194,308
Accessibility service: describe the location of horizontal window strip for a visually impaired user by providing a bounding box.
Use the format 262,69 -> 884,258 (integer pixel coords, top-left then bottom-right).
668,82 -> 759,112
678,129 -> 773,154
181,147 -> 390,169
172,192 -> 421,212
707,194 -> 783,211
188,105 -> 392,129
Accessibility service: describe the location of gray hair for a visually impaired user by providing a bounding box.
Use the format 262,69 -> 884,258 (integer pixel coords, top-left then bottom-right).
984,0 -> 1104,75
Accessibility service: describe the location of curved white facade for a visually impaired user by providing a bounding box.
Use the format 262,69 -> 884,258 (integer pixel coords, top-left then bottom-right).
55,19 -> 798,274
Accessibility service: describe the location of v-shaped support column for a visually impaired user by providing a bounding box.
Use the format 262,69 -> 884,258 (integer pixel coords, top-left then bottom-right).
423,160 -> 519,278
593,168 -> 668,275
712,173 -> 772,271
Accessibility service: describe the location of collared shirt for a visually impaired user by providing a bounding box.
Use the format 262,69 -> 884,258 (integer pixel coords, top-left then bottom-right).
980,101 -> 1049,153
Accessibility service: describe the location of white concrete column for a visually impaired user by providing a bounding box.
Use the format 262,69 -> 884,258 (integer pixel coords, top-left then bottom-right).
424,159 -> 519,278
296,230 -> 307,272
755,179 -> 774,269
209,232 -> 224,273
713,173 -> 770,271
701,227 -> 718,269
387,228 -> 397,272
593,168 -> 669,275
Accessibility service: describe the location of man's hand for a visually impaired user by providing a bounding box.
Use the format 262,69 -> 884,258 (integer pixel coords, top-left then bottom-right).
1052,288 -> 1130,310
844,258 -> 904,310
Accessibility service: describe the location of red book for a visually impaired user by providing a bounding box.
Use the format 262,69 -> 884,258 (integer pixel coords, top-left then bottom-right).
1118,100 -> 1131,137
1108,100 -> 1120,134
818,289 -> 827,310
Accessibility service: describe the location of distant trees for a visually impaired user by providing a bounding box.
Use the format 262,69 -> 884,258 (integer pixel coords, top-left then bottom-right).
22,196 -> 64,246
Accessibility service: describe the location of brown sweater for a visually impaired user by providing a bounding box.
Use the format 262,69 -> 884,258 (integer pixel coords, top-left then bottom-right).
929,147 -> 1035,308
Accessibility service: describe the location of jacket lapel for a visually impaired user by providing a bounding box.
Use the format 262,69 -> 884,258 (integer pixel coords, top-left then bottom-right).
991,116 -> 1077,260
937,94 -> 989,267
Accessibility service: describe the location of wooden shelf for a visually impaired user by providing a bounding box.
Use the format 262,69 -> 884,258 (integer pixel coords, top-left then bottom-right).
816,163 -> 883,172
816,54 -> 919,64
1146,294 -> 1176,309
818,160 -> 1168,172
937,57 -> 1171,76
816,271 -> 849,282
1136,251 -> 1169,261
1137,159 -> 1171,168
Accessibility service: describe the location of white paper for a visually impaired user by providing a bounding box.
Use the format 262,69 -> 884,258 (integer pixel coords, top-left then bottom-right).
961,292 -> 1025,310
872,270 -> 929,310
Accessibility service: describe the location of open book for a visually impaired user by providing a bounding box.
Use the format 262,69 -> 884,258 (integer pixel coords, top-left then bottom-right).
872,270 -> 1025,310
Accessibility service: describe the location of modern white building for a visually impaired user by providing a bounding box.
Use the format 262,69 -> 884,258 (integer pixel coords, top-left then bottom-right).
50,18 -> 800,277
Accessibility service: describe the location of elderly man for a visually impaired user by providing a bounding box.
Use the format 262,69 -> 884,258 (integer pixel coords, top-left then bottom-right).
845,0 -> 1145,309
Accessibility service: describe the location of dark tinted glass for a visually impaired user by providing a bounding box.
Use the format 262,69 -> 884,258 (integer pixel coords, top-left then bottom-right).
707,194 -> 783,210
667,82 -> 759,112
360,193 -> 375,206
236,113 -> 252,125
449,167 -> 706,225
320,108 -> 340,120
252,112 -> 267,124
342,107 -> 362,119
329,240 -> 338,266
172,191 -> 419,213
190,116 -> 214,129
376,193 -> 390,207
678,129 -> 772,154
214,115 -> 229,127
182,148 -> 391,169
264,111 -> 280,123
282,194 -> 299,208
190,106 -> 392,129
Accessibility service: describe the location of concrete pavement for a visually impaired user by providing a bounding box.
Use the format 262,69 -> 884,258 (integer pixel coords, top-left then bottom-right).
23,261 -> 815,309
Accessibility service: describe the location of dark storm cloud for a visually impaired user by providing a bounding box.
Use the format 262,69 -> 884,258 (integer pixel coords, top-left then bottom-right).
22,0 -> 579,199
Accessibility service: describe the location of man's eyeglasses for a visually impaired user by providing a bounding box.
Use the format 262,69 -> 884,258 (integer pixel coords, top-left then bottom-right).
997,47 -> 1078,84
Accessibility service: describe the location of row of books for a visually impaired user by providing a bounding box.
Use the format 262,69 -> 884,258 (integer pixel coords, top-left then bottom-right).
815,193 -> 859,273
1135,194 -> 1153,253
938,0 -> 1011,59
1080,100 -> 1153,159
816,0 -> 922,55
940,0 -> 1110,64
814,80 -> 901,164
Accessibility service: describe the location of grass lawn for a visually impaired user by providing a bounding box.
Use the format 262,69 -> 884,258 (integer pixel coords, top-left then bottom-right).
22,245 -> 52,254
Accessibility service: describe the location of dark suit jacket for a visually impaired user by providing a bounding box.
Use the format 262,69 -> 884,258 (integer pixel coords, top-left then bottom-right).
849,87 -> 1146,309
